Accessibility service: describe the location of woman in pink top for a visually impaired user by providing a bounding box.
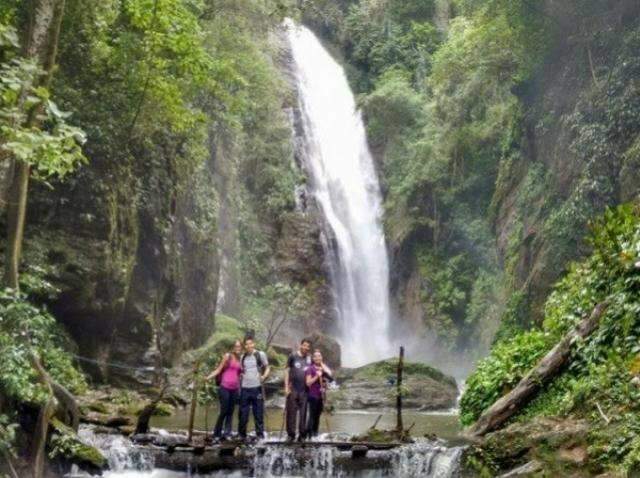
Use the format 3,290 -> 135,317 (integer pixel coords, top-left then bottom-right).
206,340 -> 242,440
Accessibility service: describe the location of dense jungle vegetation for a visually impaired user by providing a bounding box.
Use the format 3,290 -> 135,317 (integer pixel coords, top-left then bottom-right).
303,0 -> 640,362
1,0 -> 640,476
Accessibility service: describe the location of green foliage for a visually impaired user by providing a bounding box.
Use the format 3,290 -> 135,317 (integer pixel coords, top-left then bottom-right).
459,329 -> 551,425
343,0 -> 440,91
0,289 -> 86,405
0,25 -> 86,182
360,69 -> 425,147
0,414 -> 17,462
356,358 -> 455,386
461,203 -> 640,459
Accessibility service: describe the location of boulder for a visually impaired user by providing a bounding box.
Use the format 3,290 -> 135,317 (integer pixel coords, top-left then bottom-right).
307,332 -> 341,369
469,417 -> 592,476
331,359 -> 458,410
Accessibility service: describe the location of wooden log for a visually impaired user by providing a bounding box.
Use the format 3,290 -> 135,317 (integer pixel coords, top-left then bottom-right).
396,346 -> 404,432
467,301 -> 609,437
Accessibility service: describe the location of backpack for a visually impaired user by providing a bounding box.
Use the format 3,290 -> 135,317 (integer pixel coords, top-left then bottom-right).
216,353 -> 232,387
241,351 -> 266,376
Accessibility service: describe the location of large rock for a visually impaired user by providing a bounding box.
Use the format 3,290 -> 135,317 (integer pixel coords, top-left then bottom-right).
464,417 -> 592,477
307,332 -> 341,369
331,359 -> 458,411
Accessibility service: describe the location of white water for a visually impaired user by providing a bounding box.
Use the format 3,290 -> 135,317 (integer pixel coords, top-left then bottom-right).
73,426 -> 463,478
285,20 -> 393,367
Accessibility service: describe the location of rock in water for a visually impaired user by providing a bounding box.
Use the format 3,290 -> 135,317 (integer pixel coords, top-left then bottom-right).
332,359 -> 458,411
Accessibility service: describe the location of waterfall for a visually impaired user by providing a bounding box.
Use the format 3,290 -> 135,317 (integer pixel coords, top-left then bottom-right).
285,20 -> 393,367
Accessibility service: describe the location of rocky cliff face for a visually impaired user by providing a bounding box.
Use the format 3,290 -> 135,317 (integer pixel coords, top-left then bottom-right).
19,127 -> 221,385
491,0 -> 640,326
301,0 -> 640,360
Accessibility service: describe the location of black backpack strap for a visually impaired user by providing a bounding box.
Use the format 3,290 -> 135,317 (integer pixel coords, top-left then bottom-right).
255,351 -> 265,373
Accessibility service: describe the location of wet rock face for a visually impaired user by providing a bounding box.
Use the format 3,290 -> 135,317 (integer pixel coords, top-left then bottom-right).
332,360 -> 458,411
24,139 -> 220,386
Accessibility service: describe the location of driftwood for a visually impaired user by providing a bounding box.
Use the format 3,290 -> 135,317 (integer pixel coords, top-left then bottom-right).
468,302 -> 609,437
135,383 -> 169,434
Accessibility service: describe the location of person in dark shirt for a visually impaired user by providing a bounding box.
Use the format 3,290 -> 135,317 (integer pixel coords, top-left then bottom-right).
284,338 -> 312,441
305,349 -> 333,438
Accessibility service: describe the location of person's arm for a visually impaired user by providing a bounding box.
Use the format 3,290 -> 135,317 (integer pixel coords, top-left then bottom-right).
306,368 -> 320,387
206,353 -> 228,381
261,352 -> 271,382
321,362 -> 333,382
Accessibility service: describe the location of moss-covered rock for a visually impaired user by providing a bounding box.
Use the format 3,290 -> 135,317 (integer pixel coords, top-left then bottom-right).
467,417 -> 593,477
49,418 -> 107,473
332,359 -> 458,410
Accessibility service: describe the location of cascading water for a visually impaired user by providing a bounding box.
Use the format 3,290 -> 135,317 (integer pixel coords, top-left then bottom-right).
285,20 -> 394,367
74,426 -> 464,478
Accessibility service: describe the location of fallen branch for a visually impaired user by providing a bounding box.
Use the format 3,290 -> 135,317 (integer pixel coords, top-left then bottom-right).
467,301 -> 609,437
596,402 -> 610,425
31,355 -> 56,478
135,383 -> 169,434
32,354 -> 80,431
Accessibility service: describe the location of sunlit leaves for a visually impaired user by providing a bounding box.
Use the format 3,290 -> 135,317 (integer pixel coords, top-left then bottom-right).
0,24 -> 87,183
0,288 -> 87,405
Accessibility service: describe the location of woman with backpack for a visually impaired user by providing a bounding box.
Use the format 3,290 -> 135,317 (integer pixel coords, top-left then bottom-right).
206,339 -> 243,441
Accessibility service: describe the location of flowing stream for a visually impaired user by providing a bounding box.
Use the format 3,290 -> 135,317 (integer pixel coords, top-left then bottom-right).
73,425 -> 464,478
285,20 -> 393,367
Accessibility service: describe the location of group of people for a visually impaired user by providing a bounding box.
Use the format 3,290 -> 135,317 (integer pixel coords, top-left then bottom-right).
206,337 -> 333,442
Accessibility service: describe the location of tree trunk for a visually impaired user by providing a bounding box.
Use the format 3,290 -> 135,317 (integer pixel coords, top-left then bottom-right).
3,0 -> 66,289
3,162 -> 30,289
467,302 -> 609,437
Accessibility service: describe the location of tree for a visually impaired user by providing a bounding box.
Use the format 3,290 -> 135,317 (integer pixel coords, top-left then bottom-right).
248,282 -> 310,350
2,0 -> 85,289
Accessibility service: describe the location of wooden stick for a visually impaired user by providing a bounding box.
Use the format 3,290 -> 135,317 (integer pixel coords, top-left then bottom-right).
279,399 -> 287,439
371,414 -> 383,430
261,383 -> 269,432
396,346 -> 404,432
187,361 -> 200,443
596,402 -> 610,424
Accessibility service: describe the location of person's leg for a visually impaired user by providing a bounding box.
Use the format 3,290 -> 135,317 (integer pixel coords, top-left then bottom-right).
253,387 -> 265,438
305,396 -> 318,438
307,397 -> 322,436
214,387 -> 230,438
223,389 -> 238,437
314,398 -> 324,436
298,392 -> 308,439
285,391 -> 298,439
238,388 -> 250,439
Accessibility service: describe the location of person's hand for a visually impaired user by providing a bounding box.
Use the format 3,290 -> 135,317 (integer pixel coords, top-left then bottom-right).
316,370 -> 323,378
284,387 -> 291,397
